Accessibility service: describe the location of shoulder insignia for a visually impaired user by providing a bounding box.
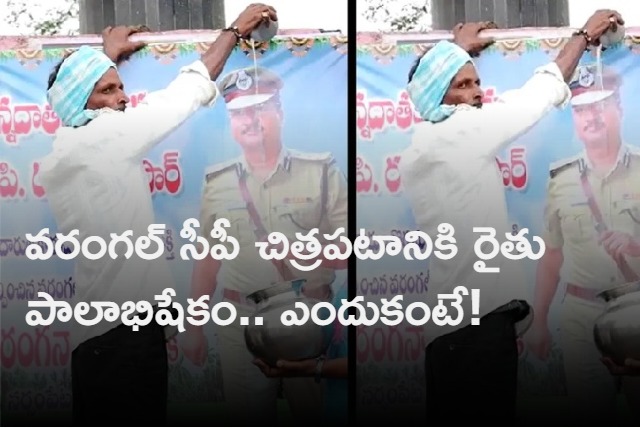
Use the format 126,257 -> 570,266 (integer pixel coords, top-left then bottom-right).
626,145 -> 640,157
204,158 -> 240,182
287,149 -> 334,164
549,155 -> 581,179
622,145 -> 640,167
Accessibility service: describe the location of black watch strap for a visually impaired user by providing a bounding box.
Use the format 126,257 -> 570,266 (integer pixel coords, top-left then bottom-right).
572,29 -> 593,50
222,26 -> 243,42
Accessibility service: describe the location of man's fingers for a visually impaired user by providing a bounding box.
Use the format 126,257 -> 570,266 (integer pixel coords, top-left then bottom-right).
479,21 -> 495,30
132,40 -> 147,51
253,358 -> 276,375
252,358 -> 268,369
601,357 -> 617,371
276,359 -> 302,370
267,6 -> 278,21
483,37 -> 496,47
625,358 -> 640,368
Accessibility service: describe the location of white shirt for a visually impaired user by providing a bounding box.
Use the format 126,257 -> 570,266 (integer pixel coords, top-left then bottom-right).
38,60 -> 218,350
399,62 -> 571,345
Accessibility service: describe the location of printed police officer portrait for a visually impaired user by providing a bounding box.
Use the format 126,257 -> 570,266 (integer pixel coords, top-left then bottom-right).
179,65 -> 349,426
528,62 -> 640,425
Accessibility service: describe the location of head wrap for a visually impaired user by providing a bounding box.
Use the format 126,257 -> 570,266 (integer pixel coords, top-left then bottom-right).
407,41 -> 473,123
47,45 -> 116,127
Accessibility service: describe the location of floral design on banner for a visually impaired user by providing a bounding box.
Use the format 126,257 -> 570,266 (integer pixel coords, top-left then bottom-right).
149,43 -> 180,65
285,37 -> 314,58
371,44 -> 398,66
330,35 -> 348,55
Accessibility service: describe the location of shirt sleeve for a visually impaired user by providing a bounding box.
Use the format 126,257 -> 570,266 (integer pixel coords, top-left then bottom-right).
93,60 -> 218,161
199,179 -> 222,248
324,162 -> 349,237
439,61 -> 571,159
542,176 -> 564,249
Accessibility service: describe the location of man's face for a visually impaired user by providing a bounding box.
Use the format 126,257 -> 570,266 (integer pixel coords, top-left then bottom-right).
85,68 -> 129,112
442,63 -> 484,109
229,99 -> 282,150
572,95 -> 622,147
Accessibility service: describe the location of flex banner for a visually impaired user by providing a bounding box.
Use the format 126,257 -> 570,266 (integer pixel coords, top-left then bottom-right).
356,32 -> 640,420
0,33 -> 348,418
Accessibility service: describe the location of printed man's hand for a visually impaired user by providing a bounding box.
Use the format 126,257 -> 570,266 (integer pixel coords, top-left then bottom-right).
602,357 -> 640,376
525,322 -> 552,361
253,358 -> 315,378
599,231 -> 640,259
180,330 -> 208,367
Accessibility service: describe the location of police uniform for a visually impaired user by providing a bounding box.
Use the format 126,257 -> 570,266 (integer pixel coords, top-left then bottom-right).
198,66 -> 348,425
543,64 -> 640,423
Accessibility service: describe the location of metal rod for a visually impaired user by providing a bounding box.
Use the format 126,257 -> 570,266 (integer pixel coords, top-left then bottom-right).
362,26 -> 640,45
23,29 -> 344,49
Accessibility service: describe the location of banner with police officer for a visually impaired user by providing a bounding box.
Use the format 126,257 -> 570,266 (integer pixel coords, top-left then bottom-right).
0,31 -> 348,423
356,30 -> 640,423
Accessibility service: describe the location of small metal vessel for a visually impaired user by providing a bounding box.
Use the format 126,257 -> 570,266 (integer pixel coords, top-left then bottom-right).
244,279 -> 330,366
593,281 -> 640,365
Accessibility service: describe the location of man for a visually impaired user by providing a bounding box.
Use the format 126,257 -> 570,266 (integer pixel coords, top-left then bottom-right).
180,65 -> 348,425
398,10 -> 624,426
527,63 -> 640,425
37,4 -> 278,425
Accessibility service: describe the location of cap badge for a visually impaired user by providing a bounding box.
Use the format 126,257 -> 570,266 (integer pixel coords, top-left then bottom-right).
578,67 -> 595,88
236,70 -> 253,91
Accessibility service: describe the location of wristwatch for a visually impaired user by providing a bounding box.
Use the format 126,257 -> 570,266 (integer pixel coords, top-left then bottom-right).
222,26 -> 242,42
572,29 -> 593,49
314,355 -> 326,383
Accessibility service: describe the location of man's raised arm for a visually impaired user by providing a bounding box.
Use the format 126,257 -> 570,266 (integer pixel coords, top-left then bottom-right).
103,4 -> 278,160
447,9 -> 624,159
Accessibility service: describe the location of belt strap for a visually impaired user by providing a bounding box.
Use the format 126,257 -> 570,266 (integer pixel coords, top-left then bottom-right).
566,283 -> 600,302
223,288 -> 257,308
579,173 -> 639,282
237,172 -> 295,282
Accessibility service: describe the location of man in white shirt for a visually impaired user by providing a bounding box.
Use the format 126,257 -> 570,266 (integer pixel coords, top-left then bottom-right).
398,10 -> 624,425
37,4 -> 277,425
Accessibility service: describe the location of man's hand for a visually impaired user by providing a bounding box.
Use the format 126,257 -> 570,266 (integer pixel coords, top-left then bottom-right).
599,231 -> 640,260
525,322 -> 552,361
102,25 -> 149,64
452,21 -> 497,57
253,358 -> 315,378
231,3 -> 278,39
602,357 -> 640,376
581,9 -> 625,46
180,330 -> 208,367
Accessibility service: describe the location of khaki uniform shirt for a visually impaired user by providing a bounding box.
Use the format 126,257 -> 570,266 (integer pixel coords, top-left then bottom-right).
543,144 -> 640,290
199,148 -> 348,294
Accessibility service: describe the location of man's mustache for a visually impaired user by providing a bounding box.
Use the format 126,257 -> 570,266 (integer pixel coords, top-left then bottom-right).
241,121 -> 262,134
584,117 -> 605,132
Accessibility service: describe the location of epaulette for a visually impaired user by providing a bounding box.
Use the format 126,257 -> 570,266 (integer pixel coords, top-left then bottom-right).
287,149 -> 334,164
549,155 -> 581,179
624,145 -> 640,167
204,158 -> 241,182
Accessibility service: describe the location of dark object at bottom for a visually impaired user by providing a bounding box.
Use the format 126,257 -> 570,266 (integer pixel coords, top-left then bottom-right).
424,300 -> 530,426
71,314 -> 168,426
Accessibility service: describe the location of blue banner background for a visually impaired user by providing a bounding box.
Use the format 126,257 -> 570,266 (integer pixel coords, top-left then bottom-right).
356,36 -> 640,422
0,35 -> 348,421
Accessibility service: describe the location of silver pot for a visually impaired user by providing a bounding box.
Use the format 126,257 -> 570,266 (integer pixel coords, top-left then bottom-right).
593,281 -> 640,365
244,279 -> 330,367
